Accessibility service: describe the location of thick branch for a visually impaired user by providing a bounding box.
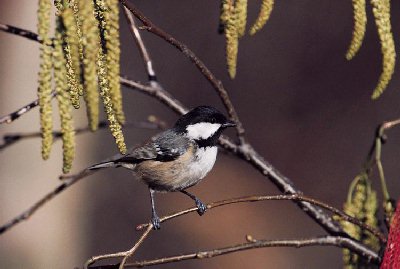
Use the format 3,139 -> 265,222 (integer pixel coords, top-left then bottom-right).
121,77 -> 343,235
117,2 -> 343,235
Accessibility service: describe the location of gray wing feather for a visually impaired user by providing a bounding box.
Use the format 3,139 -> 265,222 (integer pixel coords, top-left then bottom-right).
89,130 -> 191,170
117,130 -> 190,163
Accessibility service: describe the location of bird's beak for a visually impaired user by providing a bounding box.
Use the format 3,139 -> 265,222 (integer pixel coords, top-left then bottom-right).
222,120 -> 236,128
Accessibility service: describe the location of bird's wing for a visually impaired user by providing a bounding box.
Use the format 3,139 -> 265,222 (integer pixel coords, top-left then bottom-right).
117,130 -> 190,163
88,130 -> 191,170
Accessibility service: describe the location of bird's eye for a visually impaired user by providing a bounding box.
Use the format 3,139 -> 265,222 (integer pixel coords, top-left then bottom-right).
210,118 -> 216,123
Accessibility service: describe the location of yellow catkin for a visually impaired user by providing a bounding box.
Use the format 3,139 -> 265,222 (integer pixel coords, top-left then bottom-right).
341,174 -> 380,267
61,6 -> 82,108
234,0 -> 248,38
346,0 -> 367,60
224,0 -> 238,79
80,0 -> 100,131
370,0 -> 396,99
54,0 -> 63,13
97,51 -> 127,154
249,0 -> 274,35
219,0 -> 230,32
364,187 -> 379,250
104,0 -> 125,124
54,19 -> 75,173
70,0 -> 84,67
37,0 -> 53,160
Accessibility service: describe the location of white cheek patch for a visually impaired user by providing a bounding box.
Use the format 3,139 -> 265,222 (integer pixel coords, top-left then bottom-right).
186,122 -> 221,140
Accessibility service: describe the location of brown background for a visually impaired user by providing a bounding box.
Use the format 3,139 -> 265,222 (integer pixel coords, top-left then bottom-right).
1,1 -> 400,268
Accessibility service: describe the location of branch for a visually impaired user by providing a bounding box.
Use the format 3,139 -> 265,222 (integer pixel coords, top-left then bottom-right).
134,194 -> 386,243
122,6 -> 157,85
120,0 -> 245,143
90,236 -> 380,268
0,91 -> 55,125
0,168 -> 93,235
85,225 -> 153,269
0,119 -> 165,151
121,76 -> 344,235
0,147 -> 134,235
127,235 -> 380,266
0,23 -> 41,43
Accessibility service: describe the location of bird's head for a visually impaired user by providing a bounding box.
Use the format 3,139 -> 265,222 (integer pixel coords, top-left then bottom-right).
174,106 -> 236,145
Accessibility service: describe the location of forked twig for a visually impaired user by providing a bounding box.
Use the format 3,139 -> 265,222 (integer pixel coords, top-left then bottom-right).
85,225 -> 153,269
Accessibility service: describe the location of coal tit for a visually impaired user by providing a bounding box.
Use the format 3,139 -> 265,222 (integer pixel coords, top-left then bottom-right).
89,106 -> 236,229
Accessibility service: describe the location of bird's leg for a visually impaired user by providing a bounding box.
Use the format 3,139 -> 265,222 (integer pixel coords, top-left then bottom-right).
149,189 -> 161,230
180,190 -> 207,216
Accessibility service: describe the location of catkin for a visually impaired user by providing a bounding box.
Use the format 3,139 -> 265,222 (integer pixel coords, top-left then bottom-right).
341,174 -> 380,267
62,6 -> 82,108
97,51 -> 127,154
224,0 -> 238,79
219,0 -> 230,33
37,0 -> 53,160
80,0 -> 100,131
234,0 -> 248,38
104,0 -> 125,124
249,0 -> 274,35
70,0 -> 84,66
54,19 -> 75,173
370,0 -> 396,99
346,0 -> 367,60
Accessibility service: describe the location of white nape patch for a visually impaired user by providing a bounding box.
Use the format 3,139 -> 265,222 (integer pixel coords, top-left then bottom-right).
186,122 -> 221,140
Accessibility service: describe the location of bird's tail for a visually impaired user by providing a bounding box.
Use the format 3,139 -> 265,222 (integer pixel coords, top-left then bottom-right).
88,160 -> 136,171
89,161 -> 117,170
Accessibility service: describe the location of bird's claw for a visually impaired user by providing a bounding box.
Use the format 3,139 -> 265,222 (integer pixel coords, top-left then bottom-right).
195,199 -> 207,216
151,214 -> 161,230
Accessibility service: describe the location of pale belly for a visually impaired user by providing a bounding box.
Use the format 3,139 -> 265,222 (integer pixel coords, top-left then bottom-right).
135,146 -> 218,192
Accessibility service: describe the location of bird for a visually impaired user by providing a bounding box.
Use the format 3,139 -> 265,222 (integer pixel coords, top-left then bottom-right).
89,106 -> 236,229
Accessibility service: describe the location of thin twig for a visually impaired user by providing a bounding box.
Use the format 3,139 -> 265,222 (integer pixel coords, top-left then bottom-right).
135,194 -> 386,243
0,92 -> 56,125
90,236 -> 380,268
365,118 -> 400,226
0,23 -> 42,43
122,6 -> 158,85
120,0 -> 246,144
0,168 -> 94,235
85,225 -> 153,269
0,147 -> 134,235
0,119 -> 165,151
126,235 -> 380,266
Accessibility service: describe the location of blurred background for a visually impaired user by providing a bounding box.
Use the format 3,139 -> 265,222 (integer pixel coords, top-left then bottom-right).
1,0 -> 400,268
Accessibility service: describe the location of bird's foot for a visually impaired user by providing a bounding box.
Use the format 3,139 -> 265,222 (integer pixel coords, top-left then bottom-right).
195,198 -> 207,216
151,214 -> 161,230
